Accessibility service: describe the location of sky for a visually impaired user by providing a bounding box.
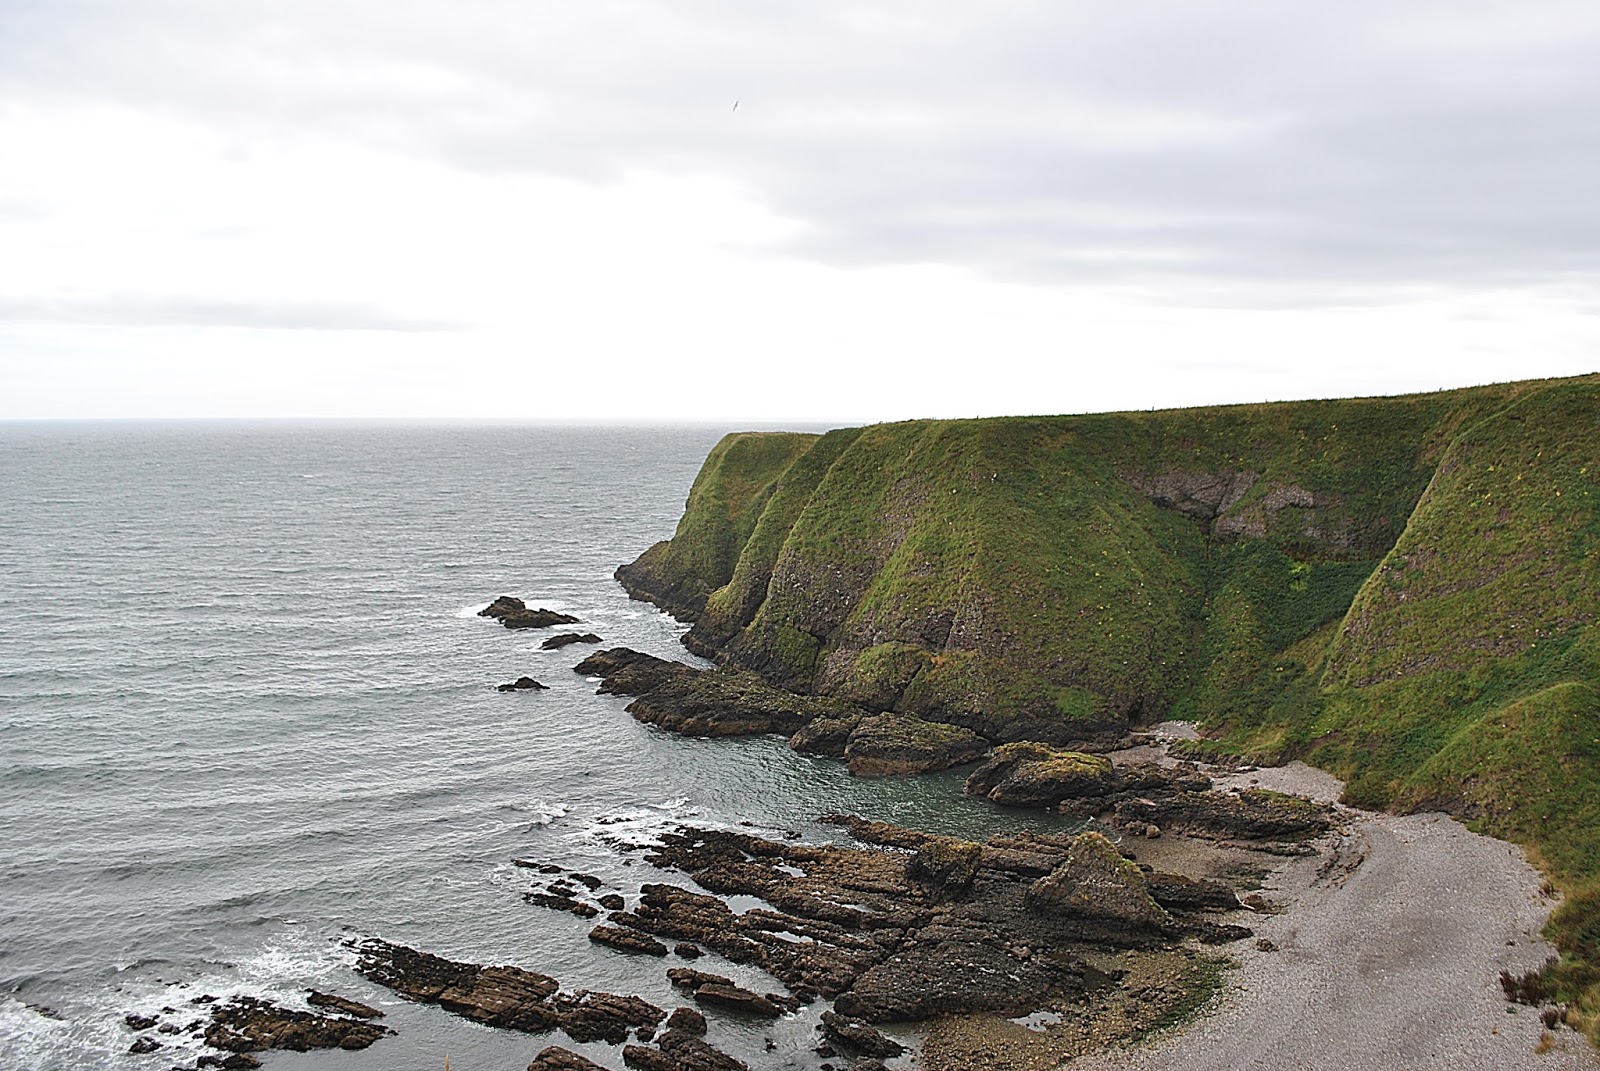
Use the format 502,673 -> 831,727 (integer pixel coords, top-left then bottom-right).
2,0 -> 1599,423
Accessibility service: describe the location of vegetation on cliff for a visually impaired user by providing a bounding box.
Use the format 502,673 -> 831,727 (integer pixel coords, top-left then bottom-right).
618,373 -> 1600,1037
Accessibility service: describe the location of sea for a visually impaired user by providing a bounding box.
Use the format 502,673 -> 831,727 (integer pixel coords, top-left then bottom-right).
0,422 -> 1075,1071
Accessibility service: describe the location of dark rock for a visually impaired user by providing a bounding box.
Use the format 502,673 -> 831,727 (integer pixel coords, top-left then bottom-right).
202,996 -> 393,1054
667,967 -> 734,993
818,1011 -> 904,1059
599,893 -> 627,911
842,714 -> 990,777
1112,788 -> 1333,841
498,676 -> 550,692
590,925 -> 669,956
482,596 -> 581,630
129,1036 -> 162,1054
788,715 -> 863,758
905,837 -> 983,894
124,1013 -> 159,1031
1026,833 -> 1170,930
667,1006 -> 707,1035
529,1047 -> 611,1071
690,983 -> 781,1017
305,991 -> 384,1019
542,633 -> 603,650
1145,872 -> 1240,912
352,937 -> 661,1044
624,1028 -> 750,1071
570,872 -> 604,890
527,892 -> 600,918
674,943 -> 703,959
197,1055 -> 262,1070
966,742 -> 1118,807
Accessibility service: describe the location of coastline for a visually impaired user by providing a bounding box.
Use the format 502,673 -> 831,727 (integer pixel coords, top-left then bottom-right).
926,733 -> 1593,1071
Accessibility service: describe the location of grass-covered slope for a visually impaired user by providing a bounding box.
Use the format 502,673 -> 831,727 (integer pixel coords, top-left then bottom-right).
618,373 -> 1600,1035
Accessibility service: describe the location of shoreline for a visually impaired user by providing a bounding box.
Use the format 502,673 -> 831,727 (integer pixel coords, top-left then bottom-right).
927,731 -> 1594,1071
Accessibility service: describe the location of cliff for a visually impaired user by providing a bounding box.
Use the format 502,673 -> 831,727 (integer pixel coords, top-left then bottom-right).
619,373 -> 1600,1032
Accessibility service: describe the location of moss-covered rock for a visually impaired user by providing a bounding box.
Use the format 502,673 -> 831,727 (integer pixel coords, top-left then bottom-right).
1026,832 -> 1170,929
965,742 -> 1118,807
842,714 -> 990,777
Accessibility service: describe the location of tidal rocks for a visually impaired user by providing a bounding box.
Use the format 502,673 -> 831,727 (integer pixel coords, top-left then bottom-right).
499,676 -> 549,692
788,714 -> 862,757
666,1006 -> 707,1035
352,937 -> 663,1045
542,632 -> 603,650
305,992 -> 384,1020
1112,787 -> 1334,841
689,983 -> 783,1018
841,714 -> 990,777
623,1028 -> 750,1071
589,925 -> 669,957
966,742 -> 1118,807
481,596 -> 581,630
529,1047 -> 611,1071
818,1010 -> 905,1059
1026,833 -> 1171,930
578,647 -> 865,737
202,995 -> 393,1055
904,836 -> 983,894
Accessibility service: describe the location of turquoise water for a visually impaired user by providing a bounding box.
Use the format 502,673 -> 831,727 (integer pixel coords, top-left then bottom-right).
0,422 -> 1074,1070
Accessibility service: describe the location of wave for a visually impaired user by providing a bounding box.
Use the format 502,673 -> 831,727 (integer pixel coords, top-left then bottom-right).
567,795 -> 703,851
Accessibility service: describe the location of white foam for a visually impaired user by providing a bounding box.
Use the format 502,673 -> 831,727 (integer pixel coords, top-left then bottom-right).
568,796 -> 701,850
455,603 -> 491,618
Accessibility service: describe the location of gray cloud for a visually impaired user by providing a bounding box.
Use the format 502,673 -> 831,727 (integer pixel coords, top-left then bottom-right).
7,0 -> 1600,298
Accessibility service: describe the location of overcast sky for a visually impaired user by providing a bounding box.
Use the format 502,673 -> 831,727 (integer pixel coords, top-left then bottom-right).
3,0 -> 1599,422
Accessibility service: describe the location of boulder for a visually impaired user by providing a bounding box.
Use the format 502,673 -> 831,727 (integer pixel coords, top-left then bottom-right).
1025,832 -> 1170,930
842,714 -> 990,777
498,677 -> 549,692
589,925 -> 669,956
542,633 -> 603,651
666,1006 -> 707,1035
788,715 -> 863,758
528,1047 -> 611,1071
481,596 -> 581,630
689,983 -> 781,1018
818,1010 -> 905,1058
965,742 -> 1118,807
904,837 -> 983,894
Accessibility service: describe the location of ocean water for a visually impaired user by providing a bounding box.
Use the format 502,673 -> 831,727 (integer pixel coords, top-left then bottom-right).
0,422 -> 1075,1071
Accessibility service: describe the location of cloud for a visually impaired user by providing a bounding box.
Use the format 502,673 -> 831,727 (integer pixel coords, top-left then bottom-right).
6,1 -> 1600,297
0,296 -> 459,331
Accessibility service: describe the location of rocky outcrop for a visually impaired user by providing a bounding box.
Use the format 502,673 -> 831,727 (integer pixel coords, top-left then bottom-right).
304,992 -> 384,1020
622,1028 -> 750,1071
202,996 -> 393,1055
481,596 -> 581,630
498,676 -> 549,692
542,632 -> 603,650
351,938 -> 663,1045
529,1048 -> 611,1071
966,742 -> 1118,806
818,1010 -> 905,1059
842,714 -> 990,776
1025,833 -> 1171,930
1112,787 -> 1334,841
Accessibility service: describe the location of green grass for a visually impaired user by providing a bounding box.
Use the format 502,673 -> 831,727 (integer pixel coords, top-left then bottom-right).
627,374 -> 1600,1035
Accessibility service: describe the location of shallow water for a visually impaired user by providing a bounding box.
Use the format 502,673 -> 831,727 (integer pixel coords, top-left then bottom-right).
0,421 -> 1075,1070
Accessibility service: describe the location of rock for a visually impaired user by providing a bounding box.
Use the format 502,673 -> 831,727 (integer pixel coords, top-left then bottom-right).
1256,938 -> 1279,952
818,1011 -> 905,1058
352,937 -> 661,1044
529,1047 -> 611,1071
527,892 -> 600,918
667,967 -> 735,993
481,596 -> 581,630
589,925 -> 669,956
1025,832 -> 1171,930
124,1013 -> 159,1030
542,633 -> 603,650
1145,872 -> 1240,912
1112,787 -> 1333,841
305,991 -> 384,1019
965,742 -> 1118,807
196,1055 -> 263,1070
1145,824 -> 1162,838
690,983 -> 782,1018
129,1036 -> 163,1054
498,676 -> 549,692
202,996 -> 393,1054
598,893 -> 627,911
842,714 -> 990,777
905,837 -> 983,894
624,1029 -> 750,1071
667,1006 -> 707,1035
788,715 -> 863,757
674,943 -> 703,959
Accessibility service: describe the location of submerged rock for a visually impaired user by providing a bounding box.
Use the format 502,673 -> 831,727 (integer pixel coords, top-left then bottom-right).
841,714 -> 990,777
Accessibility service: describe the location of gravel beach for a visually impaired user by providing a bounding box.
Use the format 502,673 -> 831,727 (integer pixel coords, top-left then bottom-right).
1065,756 -> 1595,1071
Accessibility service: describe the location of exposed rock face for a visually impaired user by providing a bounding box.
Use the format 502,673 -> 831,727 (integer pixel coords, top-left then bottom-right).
1113,787 -> 1334,841
202,996 -> 393,1055
841,714 -> 990,777
689,983 -> 782,1018
622,1028 -> 750,1071
305,992 -> 384,1020
1026,833 -> 1171,930
542,632 -> 603,650
904,837 -> 983,895
481,596 -> 581,630
499,676 -> 549,692
819,1010 -> 905,1059
529,1047 -> 611,1071
352,938 -> 663,1045
666,1006 -> 707,1035
966,742 -> 1118,806
589,925 -> 669,957
788,714 -> 862,757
